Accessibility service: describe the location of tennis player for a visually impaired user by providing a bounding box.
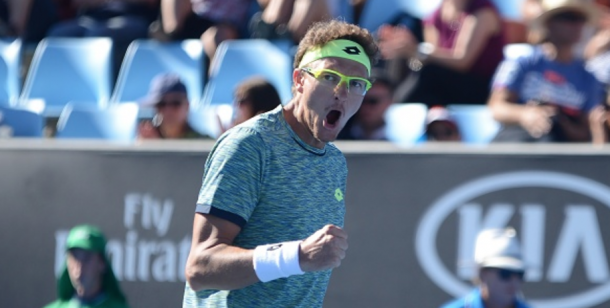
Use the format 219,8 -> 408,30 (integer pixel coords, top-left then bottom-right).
182,19 -> 378,307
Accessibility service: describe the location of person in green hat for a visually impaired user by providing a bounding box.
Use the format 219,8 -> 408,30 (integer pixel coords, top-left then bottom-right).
43,224 -> 130,308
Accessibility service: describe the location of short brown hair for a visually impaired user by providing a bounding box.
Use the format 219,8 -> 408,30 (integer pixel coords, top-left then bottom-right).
294,19 -> 379,70
234,76 -> 282,115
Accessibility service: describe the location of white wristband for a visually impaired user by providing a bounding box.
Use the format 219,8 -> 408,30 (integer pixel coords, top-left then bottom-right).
253,240 -> 304,282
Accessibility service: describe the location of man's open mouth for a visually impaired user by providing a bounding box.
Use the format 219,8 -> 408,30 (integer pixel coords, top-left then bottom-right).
324,110 -> 342,128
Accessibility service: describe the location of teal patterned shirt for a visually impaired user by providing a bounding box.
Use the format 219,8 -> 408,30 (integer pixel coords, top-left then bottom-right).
183,106 -> 347,308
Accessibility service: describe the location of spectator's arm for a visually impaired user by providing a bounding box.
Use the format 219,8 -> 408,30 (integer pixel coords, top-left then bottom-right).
160,0 -> 192,35
584,29 -> 610,60
488,87 -> 556,138
589,105 -> 608,144
425,8 -> 501,71
423,23 -> 438,47
5,0 -> 33,35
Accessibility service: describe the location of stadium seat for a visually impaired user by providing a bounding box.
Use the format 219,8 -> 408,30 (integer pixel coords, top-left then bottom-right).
491,0 -> 525,20
384,103 -> 428,145
0,105 -> 44,137
0,38 -> 21,107
200,39 -> 293,107
446,104 -> 501,144
55,103 -> 139,141
111,39 -> 205,109
19,37 -> 113,117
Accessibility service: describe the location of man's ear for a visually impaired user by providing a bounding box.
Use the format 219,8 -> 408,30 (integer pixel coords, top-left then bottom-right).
293,68 -> 305,93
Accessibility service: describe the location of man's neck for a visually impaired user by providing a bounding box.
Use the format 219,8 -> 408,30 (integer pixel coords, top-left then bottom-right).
283,101 -> 325,149
542,42 -> 575,63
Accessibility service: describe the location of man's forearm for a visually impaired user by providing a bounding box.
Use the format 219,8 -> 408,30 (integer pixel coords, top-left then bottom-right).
186,243 -> 259,291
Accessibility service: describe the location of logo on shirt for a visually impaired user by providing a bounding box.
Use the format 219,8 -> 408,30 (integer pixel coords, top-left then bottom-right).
334,188 -> 344,202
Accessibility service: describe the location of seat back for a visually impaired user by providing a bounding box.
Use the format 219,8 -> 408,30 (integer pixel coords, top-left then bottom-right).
447,104 -> 501,144
111,39 -> 205,107
201,39 -> 293,107
0,38 -> 21,106
55,103 -> 139,141
0,105 -> 44,137
19,38 -> 113,117
384,103 -> 428,145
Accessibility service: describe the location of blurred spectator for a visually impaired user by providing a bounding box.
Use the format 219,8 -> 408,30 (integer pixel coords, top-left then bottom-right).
378,0 -> 505,107
0,0 -> 59,44
43,224 -> 130,308
440,228 -> 531,308
425,106 -> 461,141
589,103 -> 610,144
46,0 -> 159,77
338,76 -> 394,140
151,0 -> 249,61
489,0 -> 602,143
218,76 -> 282,135
138,73 -> 208,139
249,0 -> 333,43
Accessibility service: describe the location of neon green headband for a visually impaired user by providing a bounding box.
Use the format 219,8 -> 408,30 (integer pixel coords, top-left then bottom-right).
298,39 -> 371,76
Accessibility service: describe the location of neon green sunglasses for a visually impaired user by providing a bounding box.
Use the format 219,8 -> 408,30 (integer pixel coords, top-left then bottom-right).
301,67 -> 372,96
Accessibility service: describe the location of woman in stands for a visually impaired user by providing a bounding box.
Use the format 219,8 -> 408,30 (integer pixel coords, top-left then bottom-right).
377,0 -> 505,107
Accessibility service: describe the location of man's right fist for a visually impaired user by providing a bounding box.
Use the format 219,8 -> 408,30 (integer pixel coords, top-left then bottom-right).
298,225 -> 348,272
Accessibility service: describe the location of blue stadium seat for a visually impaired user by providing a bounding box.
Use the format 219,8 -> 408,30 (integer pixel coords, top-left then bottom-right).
19,38 -> 113,117
385,103 -> 428,145
0,105 -> 44,137
447,104 -> 501,144
491,0 -> 525,20
0,38 -> 21,107
55,103 -> 139,141
200,39 -> 293,107
111,39 -> 205,109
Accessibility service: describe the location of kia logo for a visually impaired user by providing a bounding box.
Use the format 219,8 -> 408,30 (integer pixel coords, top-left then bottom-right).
416,171 -> 610,308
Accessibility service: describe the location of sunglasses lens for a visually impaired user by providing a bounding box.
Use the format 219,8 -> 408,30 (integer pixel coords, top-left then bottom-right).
157,101 -> 183,108
498,269 -> 524,281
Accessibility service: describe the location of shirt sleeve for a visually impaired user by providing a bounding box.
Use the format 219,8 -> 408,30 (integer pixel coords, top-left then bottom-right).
195,127 -> 266,228
491,57 -> 526,95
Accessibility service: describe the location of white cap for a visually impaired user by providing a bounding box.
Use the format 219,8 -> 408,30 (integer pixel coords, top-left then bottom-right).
474,228 -> 525,271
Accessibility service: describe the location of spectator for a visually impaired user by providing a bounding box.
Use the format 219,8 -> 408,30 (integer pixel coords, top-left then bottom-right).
338,76 -> 395,140
46,0 -> 159,77
378,0 -> 505,107
43,224 -> 130,308
425,106 -> 461,141
138,73 -> 208,139
0,0 -> 59,44
151,0 -> 249,61
218,76 -> 282,134
488,0 -> 602,143
249,0 -> 334,43
440,228 -> 531,308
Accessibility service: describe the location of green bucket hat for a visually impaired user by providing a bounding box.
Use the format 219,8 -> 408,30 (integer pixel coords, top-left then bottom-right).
57,225 -> 127,304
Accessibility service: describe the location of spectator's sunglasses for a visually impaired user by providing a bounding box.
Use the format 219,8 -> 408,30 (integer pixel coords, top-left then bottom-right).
550,11 -> 587,23
496,268 -> 525,282
156,100 -> 184,108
